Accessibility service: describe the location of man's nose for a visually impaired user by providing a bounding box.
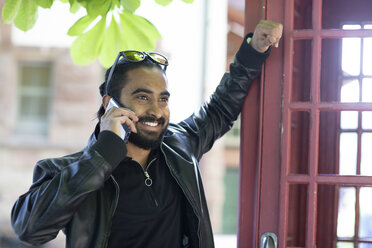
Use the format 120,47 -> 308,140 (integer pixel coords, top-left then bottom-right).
147,102 -> 163,119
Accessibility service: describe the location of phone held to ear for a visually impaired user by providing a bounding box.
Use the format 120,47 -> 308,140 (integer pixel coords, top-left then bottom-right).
106,98 -> 131,143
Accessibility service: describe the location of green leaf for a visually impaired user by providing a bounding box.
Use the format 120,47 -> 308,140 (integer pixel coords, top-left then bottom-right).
154,0 -> 172,6
14,0 -> 39,31
86,0 -> 112,17
35,0 -> 54,8
70,16 -> 106,65
67,14 -> 95,36
181,0 -> 193,3
98,18 -> 124,68
68,0 -> 80,13
121,0 -> 141,13
59,0 -> 68,3
1,0 -> 22,23
113,0 -> 120,9
76,0 -> 88,8
119,11 -> 161,51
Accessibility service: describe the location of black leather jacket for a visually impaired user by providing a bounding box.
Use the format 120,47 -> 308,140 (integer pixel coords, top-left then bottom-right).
11,35 -> 270,248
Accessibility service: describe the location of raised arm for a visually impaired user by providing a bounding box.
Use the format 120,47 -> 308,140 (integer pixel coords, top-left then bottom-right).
175,20 -> 283,160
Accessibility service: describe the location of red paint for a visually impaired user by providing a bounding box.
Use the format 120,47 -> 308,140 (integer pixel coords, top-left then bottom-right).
240,0 -> 372,247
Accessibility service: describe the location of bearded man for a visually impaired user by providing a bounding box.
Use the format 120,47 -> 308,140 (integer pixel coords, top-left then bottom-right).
11,20 -> 283,248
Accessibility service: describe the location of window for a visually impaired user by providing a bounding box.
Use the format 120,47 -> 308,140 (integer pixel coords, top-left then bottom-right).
336,23 -> 372,248
16,62 -> 52,135
339,23 -> 372,176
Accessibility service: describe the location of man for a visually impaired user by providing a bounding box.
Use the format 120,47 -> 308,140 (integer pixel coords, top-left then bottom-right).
11,20 -> 282,247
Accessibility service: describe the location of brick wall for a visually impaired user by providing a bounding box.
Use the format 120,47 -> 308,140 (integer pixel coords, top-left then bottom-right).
0,17 -> 102,247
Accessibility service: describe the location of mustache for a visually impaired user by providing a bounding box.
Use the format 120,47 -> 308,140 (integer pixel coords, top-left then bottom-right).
138,116 -> 166,125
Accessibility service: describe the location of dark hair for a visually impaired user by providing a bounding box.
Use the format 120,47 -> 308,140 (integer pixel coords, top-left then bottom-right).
97,58 -> 165,121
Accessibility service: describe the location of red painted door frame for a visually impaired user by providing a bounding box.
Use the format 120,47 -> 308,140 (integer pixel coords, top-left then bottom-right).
239,1 -> 372,248
238,1 -> 284,247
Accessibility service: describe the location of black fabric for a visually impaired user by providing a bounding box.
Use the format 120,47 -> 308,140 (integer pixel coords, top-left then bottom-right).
91,130 -> 127,171
108,150 -> 183,248
236,33 -> 271,70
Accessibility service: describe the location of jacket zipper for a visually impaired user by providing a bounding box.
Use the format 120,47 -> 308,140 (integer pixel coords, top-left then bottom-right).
103,158 -> 158,246
160,145 -> 202,247
141,158 -> 159,207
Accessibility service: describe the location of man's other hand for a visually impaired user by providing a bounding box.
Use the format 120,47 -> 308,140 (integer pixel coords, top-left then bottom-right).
250,20 -> 283,53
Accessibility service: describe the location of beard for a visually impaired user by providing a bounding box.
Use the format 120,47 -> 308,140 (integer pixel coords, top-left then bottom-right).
128,116 -> 167,150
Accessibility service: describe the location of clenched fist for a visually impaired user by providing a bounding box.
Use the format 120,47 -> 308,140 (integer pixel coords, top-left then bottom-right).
250,20 -> 283,53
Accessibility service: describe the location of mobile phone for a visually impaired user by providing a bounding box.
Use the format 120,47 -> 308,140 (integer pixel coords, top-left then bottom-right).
106,98 -> 131,142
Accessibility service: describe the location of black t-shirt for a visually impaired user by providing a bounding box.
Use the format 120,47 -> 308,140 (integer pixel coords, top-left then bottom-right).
108,150 -> 184,248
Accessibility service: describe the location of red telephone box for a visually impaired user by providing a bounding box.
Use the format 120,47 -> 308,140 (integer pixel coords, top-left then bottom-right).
239,0 -> 372,247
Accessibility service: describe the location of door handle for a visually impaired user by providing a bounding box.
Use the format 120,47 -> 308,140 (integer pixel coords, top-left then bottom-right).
260,232 -> 278,248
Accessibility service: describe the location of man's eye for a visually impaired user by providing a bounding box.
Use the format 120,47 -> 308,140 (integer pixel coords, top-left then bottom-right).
159,97 -> 169,103
137,95 -> 148,101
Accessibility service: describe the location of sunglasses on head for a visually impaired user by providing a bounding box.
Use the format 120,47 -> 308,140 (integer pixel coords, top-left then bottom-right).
105,50 -> 169,95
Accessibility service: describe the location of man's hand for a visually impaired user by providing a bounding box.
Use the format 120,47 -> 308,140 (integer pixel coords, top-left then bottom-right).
100,105 -> 138,139
250,20 -> 283,53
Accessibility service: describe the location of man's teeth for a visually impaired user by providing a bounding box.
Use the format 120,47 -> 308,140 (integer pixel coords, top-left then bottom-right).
143,122 -> 158,127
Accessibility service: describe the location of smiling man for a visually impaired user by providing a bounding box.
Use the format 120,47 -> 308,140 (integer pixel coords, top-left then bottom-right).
103,65 -> 171,152
11,20 -> 283,248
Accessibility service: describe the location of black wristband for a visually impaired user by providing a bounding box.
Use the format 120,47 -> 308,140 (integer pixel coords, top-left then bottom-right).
91,131 -> 127,168
235,33 -> 271,70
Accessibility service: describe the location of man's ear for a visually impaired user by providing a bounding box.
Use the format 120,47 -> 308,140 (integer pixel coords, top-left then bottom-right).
102,95 -> 112,110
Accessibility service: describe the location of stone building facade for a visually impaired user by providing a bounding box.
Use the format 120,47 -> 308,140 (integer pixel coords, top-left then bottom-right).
0,15 -> 102,246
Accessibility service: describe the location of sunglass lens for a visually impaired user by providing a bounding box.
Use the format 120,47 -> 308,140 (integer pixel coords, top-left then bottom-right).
123,51 -> 145,62
149,53 -> 168,65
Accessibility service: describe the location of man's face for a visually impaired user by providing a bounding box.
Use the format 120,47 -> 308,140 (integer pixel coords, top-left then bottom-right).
119,66 -> 170,149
